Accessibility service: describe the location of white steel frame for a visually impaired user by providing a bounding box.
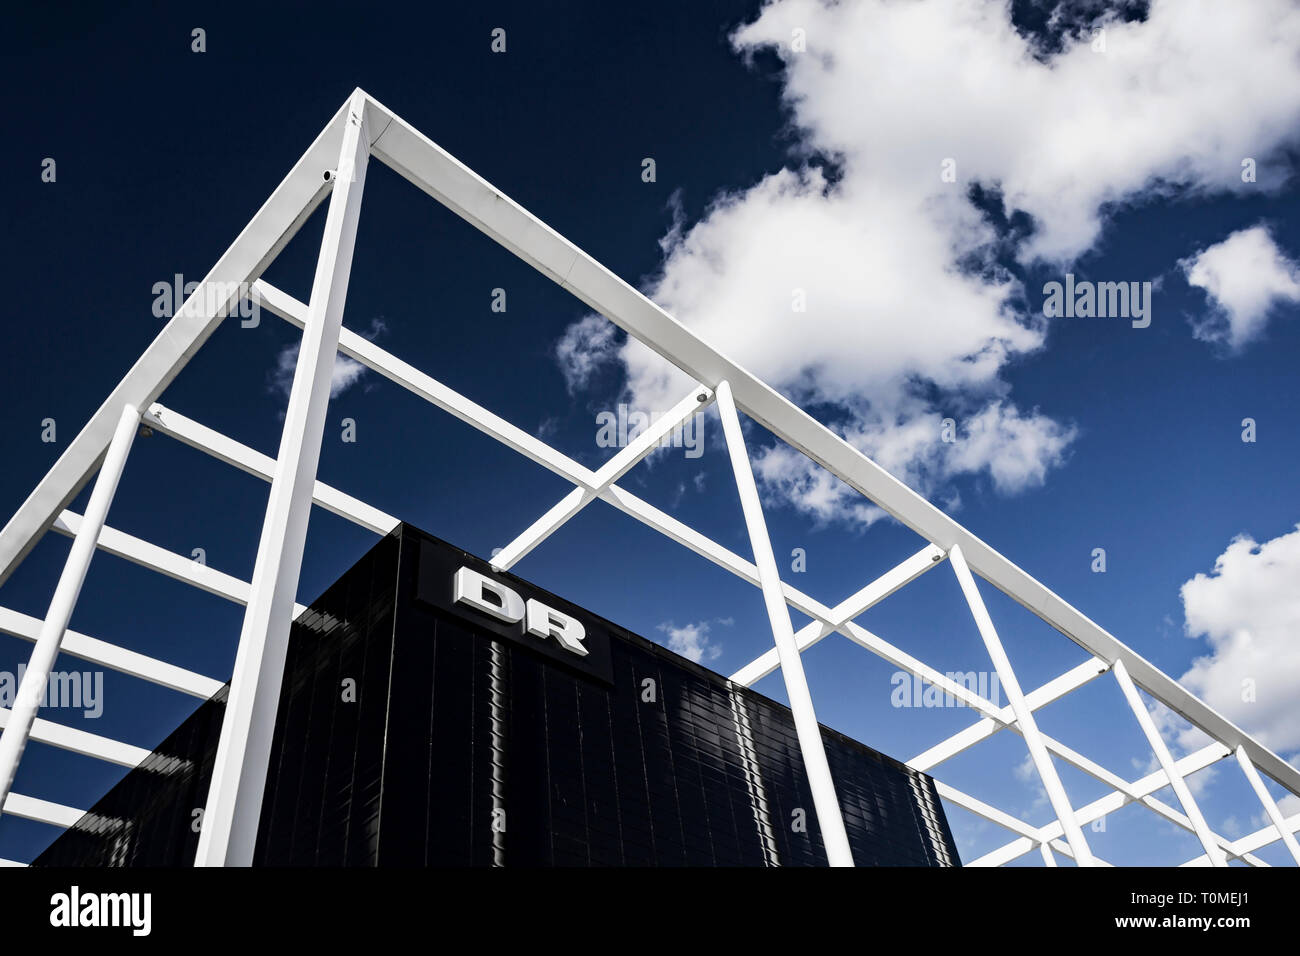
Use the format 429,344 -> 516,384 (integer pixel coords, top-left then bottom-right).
0,89 -> 1297,867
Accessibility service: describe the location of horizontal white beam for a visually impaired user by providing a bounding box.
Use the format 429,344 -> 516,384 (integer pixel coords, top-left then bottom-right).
0,858 -> 24,867
51,511 -> 306,617
0,604 -> 221,699
0,707 -> 150,768
357,89 -> 1300,799
142,404 -> 398,536
3,791 -> 84,828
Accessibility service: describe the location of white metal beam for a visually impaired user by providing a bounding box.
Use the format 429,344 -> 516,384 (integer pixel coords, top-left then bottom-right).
908,658 -> 1110,771
1180,809 -> 1300,866
357,89 -> 1300,800
0,405 -> 139,820
935,781 -> 1110,866
1112,659 -> 1227,867
196,91 -> 372,868
1234,745 -> 1300,865
142,403 -> 398,535
0,100 -> 352,588
969,743 -> 1230,866
715,381 -> 854,867
729,544 -> 945,687
3,792 -> 84,829
250,279 -> 595,488
52,511 -> 307,618
491,385 -> 711,571
0,604 -> 221,699
0,707 -> 150,768
948,544 -> 1094,865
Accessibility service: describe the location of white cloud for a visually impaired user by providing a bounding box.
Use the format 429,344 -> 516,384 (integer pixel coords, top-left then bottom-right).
557,0 -> 1300,526
556,313 -> 620,394
1181,224 -> 1300,350
751,402 -> 1074,529
658,620 -> 723,664
1177,525 -> 1300,758
270,318 -> 387,400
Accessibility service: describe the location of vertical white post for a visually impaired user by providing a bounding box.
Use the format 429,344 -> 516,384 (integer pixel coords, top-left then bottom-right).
1234,746 -> 1300,865
714,381 -> 854,867
194,91 -> 371,867
0,403 -> 139,814
948,544 -> 1095,866
1038,842 -> 1057,867
1111,659 -> 1227,866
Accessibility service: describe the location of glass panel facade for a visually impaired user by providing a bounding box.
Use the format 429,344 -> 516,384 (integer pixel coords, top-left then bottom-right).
35,524 -> 960,867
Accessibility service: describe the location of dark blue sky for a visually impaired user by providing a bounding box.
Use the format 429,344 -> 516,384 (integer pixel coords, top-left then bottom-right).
2,1 -> 1298,866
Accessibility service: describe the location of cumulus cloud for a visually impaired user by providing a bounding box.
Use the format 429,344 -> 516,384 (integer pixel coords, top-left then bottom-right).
1181,224 -> 1300,350
556,0 -> 1300,526
1177,525 -> 1300,758
657,620 -> 723,663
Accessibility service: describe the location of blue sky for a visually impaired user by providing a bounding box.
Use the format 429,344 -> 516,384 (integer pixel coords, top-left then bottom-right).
2,0 -> 1300,867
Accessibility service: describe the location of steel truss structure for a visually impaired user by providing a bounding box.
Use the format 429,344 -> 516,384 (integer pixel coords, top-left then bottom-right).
0,89 -> 1297,868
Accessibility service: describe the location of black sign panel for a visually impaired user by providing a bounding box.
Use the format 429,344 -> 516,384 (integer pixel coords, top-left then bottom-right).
414,536 -> 615,684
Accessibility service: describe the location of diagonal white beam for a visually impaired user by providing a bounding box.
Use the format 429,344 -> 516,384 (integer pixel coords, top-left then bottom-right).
3,792 -> 84,829
0,100 -> 353,589
1234,745 -> 1300,865
1112,658 -> 1227,866
729,544 -> 945,687
196,90 -> 372,868
52,511 -> 307,618
0,405 -> 139,822
1033,729 -> 1262,866
715,381 -> 853,867
143,403 -> 398,535
949,544 -> 1093,865
491,385 -> 712,571
969,743 -> 1230,866
357,89 -> 1300,800
908,658 -> 1110,771
251,279 -> 596,489
935,781 -> 1111,866
1180,809 -> 1300,866
0,604 -> 221,699
0,708 -> 150,768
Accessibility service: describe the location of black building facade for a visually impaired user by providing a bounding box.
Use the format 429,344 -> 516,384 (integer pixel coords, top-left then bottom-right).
36,524 -> 960,867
